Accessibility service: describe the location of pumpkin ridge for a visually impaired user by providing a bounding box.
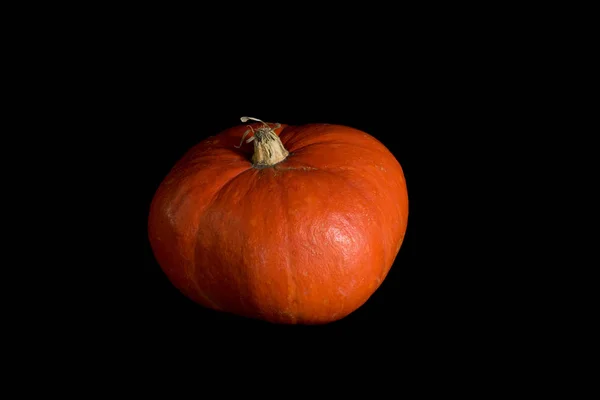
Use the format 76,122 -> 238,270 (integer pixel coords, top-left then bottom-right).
281,179 -> 300,323
187,166 -> 254,311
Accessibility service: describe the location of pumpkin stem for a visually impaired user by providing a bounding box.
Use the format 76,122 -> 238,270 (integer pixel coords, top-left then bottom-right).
239,116 -> 289,167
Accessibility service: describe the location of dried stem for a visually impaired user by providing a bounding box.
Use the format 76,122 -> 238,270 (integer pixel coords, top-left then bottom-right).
237,116 -> 289,167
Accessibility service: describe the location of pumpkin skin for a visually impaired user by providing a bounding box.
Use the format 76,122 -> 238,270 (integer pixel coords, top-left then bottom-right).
148,120 -> 408,324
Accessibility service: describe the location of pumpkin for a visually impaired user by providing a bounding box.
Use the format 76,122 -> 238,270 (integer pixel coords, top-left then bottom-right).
148,117 -> 409,324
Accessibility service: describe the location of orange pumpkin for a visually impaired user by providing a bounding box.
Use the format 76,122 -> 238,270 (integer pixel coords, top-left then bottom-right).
148,117 -> 409,324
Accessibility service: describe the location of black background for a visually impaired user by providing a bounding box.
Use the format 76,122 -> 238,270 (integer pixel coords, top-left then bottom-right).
63,22 -> 500,352
90,61 -> 433,347
125,90 -> 421,337
11,2 -> 565,380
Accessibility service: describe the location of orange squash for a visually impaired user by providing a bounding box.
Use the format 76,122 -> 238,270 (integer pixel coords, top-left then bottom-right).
148,117 -> 409,324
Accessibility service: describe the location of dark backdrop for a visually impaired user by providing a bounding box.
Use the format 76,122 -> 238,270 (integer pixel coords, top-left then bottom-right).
73,31 -> 488,353
20,4 -> 540,375
97,71 -> 426,343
